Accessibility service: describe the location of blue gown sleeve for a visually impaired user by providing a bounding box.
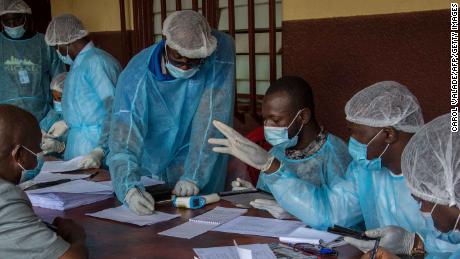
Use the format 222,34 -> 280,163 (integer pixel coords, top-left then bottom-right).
179,31 -> 236,193
39,109 -> 61,132
264,162 -> 363,230
107,50 -> 149,202
87,56 -> 121,155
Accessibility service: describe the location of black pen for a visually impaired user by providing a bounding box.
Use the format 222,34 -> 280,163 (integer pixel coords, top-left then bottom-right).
370,238 -> 380,259
44,221 -> 58,232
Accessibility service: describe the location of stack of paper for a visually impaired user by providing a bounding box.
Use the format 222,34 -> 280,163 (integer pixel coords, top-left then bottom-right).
213,216 -> 305,238
26,180 -> 113,210
279,227 -> 342,245
159,207 -> 247,239
87,205 -> 180,226
194,243 -> 276,259
40,156 -> 86,173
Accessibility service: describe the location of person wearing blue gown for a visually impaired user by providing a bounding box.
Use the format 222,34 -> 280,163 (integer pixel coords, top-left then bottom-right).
0,0 -> 65,129
107,10 -> 235,215
45,14 -> 121,169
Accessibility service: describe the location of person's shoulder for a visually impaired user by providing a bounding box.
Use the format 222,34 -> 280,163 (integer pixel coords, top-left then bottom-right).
117,44 -> 156,84
0,179 -> 28,205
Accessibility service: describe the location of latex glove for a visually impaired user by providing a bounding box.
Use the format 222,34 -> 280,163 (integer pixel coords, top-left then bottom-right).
344,226 -> 415,255
173,180 -> 199,196
41,137 -> 65,154
79,147 -> 104,169
209,120 -> 274,171
125,188 -> 155,215
249,199 -> 295,219
361,247 -> 400,259
231,177 -> 255,191
47,120 -> 68,138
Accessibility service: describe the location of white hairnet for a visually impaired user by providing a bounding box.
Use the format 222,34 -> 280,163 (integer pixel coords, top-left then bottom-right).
345,81 -> 424,133
162,10 -> 217,59
402,114 -> 459,208
50,72 -> 67,92
0,0 -> 31,16
45,14 -> 88,46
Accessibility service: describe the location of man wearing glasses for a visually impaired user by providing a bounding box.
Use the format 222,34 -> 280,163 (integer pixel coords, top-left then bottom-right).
108,10 -> 235,215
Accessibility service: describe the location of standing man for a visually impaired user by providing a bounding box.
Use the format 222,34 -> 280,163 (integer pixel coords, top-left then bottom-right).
0,0 -> 65,128
45,14 -> 121,169
108,10 -> 235,215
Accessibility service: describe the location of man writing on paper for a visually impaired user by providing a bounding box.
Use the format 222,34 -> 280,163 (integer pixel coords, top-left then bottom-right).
0,104 -> 87,258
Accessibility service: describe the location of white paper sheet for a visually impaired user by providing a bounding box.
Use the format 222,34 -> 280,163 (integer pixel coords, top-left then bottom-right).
279,227 -> 341,245
40,156 -> 86,173
29,192 -> 113,210
213,216 -> 305,238
98,176 -> 164,187
194,244 -> 276,259
32,172 -> 90,184
190,207 -> 247,225
25,180 -> 113,194
86,206 -> 180,226
158,221 -> 217,239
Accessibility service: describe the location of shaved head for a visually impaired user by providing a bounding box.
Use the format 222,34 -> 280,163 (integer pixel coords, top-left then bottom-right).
0,105 -> 41,183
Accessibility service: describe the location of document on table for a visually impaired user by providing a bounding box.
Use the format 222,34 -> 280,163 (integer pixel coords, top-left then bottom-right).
279,227 -> 342,245
26,180 -> 113,194
40,156 -> 86,173
99,176 -> 164,187
86,206 -> 180,226
213,216 -> 305,238
194,243 -> 276,259
159,207 -> 247,239
32,172 -> 90,184
221,192 -> 274,208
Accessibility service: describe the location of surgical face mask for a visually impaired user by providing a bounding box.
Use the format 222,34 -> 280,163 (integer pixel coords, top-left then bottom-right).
3,23 -> 26,39
421,203 -> 460,244
17,145 -> 44,183
165,61 -> 199,79
56,45 -> 73,65
348,129 -> 389,171
53,100 -> 62,113
264,109 -> 305,149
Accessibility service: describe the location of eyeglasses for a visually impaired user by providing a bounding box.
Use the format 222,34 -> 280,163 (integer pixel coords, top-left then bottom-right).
165,46 -> 205,68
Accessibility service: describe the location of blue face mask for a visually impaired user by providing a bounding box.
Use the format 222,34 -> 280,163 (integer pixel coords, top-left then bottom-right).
348,129 -> 389,171
264,109 -> 304,149
56,46 -> 73,65
165,62 -> 199,79
17,145 -> 44,183
3,24 -> 26,39
421,203 -> 460,244
53,100 -> 62,113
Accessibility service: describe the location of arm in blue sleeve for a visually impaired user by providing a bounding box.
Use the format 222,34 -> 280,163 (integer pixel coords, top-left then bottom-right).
88,58 -> 121,154
107,69 -> 147,202
39,108 -> 60,132
180,31 -> 236,192
264,163 -> 363,230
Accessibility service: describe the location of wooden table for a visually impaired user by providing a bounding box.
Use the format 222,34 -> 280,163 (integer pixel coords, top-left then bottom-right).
33,195 -> 362,259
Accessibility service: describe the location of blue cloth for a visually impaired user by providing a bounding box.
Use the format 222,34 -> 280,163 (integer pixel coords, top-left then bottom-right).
424,233 -> 460,258
62,42 -> 121,161
39,108 -> 62,132
148,39 -> 174,81
108,30 -> 235,202
257,134 -> 351,190
0,32 -> 65,124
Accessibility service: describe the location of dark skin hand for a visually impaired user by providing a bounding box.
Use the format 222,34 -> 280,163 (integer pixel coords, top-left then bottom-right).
0,13 -> 35,39
261,91 -> 321,174
0,105 -> 87,259
346,122 -> 413,175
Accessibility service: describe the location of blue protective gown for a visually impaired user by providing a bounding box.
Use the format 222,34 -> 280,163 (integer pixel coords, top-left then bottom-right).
39,108 -> 62,132
0,32 -> 65,124
62,42 -> 121,161
257,134 -> 352,191
265,160 -> 451,255
108,30 -> 235,202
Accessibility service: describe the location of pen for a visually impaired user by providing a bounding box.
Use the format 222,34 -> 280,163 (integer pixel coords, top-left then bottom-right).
137,188 -> 156,213
370,238 -> 380,259
44,222 -> 58,232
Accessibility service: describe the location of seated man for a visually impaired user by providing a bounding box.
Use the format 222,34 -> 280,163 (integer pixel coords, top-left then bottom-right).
210,81 -> 446,256
230,76 -> 351,219
0,104 -> 87,258
355,113 -> 460,259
